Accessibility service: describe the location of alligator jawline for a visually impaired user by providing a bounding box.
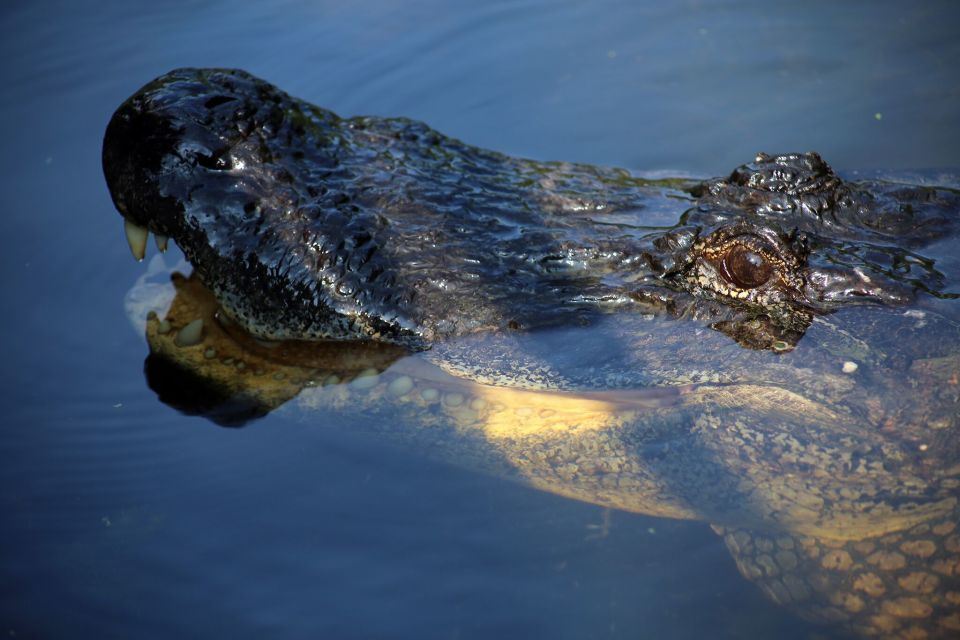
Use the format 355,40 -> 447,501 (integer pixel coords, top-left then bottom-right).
143,270 -> 694,424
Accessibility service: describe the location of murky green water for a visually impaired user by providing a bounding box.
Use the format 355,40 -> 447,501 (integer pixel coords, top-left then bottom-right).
2,1 -> 959,638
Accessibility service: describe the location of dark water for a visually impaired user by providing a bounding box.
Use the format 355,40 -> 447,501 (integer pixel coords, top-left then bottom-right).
2,1 -> 959,638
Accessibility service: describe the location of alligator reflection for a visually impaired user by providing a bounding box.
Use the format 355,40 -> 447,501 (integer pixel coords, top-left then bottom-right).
139,269 -> 960,639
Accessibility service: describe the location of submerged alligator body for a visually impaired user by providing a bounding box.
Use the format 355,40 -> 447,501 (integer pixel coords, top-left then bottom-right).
104,69 -> 960,638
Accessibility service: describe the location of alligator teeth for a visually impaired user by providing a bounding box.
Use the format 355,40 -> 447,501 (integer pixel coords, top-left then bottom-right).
155,234 -> 169,252
124,219 -> 148,261
175,318 -> 204,347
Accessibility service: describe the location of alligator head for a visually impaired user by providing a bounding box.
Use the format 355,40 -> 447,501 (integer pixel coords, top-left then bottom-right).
104,69 -> 960,638
103,68 -> 958,352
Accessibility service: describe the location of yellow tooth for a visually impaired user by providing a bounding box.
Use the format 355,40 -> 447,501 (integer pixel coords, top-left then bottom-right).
175,319 -> 204,347
155,234 -> 169,252
124,219 -> 148,261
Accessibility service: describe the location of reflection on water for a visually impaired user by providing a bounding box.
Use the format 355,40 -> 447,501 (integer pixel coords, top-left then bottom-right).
3,0 -> 960,638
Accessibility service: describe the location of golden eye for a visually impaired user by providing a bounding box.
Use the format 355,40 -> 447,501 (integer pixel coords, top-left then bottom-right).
721,245 -> 773,289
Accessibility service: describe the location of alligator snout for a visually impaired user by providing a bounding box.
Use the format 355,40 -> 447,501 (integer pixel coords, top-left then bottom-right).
103,68 -> 279,259
102,87 -> 184,255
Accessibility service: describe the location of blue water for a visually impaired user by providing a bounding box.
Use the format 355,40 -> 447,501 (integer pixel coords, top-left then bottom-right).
1,1 -> 958,637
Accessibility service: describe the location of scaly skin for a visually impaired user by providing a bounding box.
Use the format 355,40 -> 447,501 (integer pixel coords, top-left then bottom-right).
105,69 -> 960,637
103,68 -> 958,351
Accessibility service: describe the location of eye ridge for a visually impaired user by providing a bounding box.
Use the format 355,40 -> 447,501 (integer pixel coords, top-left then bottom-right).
720,244 -> 774,289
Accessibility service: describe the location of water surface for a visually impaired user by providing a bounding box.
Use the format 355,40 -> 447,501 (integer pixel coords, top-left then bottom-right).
2,1 -> 959,638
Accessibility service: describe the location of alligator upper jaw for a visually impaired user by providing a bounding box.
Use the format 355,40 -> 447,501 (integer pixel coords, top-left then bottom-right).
102,68 -> 271,273
102,85 -> 193,241
103,68 -> 958,351
103,81 -> 196,260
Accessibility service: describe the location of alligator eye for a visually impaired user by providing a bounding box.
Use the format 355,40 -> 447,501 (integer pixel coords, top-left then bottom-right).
721,245 -> 773,289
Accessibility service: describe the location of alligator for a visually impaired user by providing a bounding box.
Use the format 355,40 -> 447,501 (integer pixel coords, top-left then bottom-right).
104,68 -> 960,638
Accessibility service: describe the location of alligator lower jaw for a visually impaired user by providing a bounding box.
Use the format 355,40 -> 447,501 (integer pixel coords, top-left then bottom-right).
143,271 -> 407,418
